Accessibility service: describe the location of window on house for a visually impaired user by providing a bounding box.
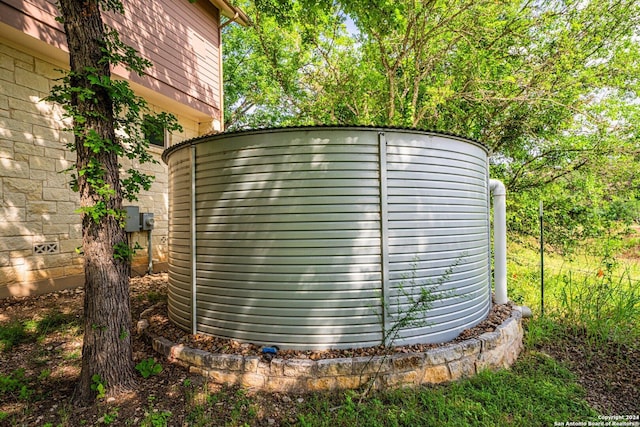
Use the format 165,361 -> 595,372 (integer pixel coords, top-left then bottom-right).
142,115 -> 167,148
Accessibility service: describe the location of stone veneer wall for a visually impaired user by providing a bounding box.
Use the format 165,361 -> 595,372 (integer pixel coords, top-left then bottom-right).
147,308 -> 525,393
0,38 -> 199,297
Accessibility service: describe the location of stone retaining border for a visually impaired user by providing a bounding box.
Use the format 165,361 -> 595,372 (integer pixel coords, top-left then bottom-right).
145,307 -> 524,393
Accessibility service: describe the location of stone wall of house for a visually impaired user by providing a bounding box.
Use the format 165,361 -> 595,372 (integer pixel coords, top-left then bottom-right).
0,38 -> 200,297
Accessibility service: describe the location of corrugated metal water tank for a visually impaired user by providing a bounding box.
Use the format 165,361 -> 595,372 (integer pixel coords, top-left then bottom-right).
162,127 -> 491,350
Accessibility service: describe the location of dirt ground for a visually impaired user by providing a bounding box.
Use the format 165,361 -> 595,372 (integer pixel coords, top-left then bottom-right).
0,273 -> 637,425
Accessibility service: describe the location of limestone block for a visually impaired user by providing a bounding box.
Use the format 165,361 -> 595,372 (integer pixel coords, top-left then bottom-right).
56,158 -> 73,172
420,365 -> 451,384
243,356 -> 260,373
33,124 -> 60,145
3,192 -> 27,207
0,266 -> 17,283
0,42 -> 31,62
11,110 -> 44,127
188,366 -> 209,377
496,317 -> 517,342
208,370 -> 241,386
2,222 -> 41,236
5,178 -> 42,201
0,143 -> 12,160
43,188 -> 70,202
56,202 -> 79,215
69,225 -> 82,239
29,169 -> 47,180
347,356 -> 380,377
448,357 -> 477,381
20,266 -> 65,282
475,345 -> 506,371
44,171 -> 70,188
44,214 -> 79,226
1,160 -> 30,179
240,373 -> 266,389
60,239 -> 82,254
1,205 -> 26,222
151,336 -> 174,357
424,345 -> 462,365
13,142 -> 44,156
0,68 -> 13,82
136,319 -> 149,335
63,265 -> 84,276
42,224 -> 70,235
0,236 -> 32,251
265,376 -> 303,393
305,376 -> 339,391
27,201 -> 57,214
172,345 -> 208,367
0,52 -> 14,70
390,353 -> 425,371
459,339 -> 482,357
256,360 -> 272,377
205,354 -> 244,371
15,59 -> 34,72
269,359 -> 285,376
382,370 -> 419,387
35,59 -> 64,80
316,358 -> 353,377
335,375 -> 369,390
284,359 -> 316,377
2,86 -> 35,109
38,253 -> 75,268
478,331 -> 501,351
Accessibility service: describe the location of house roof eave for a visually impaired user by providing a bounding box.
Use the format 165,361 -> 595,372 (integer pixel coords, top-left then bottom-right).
209,0 -> 250,26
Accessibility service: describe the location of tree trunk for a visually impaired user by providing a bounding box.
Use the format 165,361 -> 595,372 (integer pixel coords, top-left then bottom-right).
57,0 -> 136,403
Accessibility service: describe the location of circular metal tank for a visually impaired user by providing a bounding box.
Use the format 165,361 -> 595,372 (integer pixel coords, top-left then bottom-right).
162,127 -> 491,350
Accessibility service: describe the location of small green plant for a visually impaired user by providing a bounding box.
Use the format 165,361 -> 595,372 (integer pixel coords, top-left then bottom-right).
141,409 -> 172,427
145,291 -> 167,304
91,374 -> 107,399
0,369 -> 34,401
100,407 -> 119,425
141,395 -> 172,427
0,321 -> 30,351
36,311 -> 79,335
382,255 -> 463,347
38,368 -> 51,381
63,350 -> 81,360
136,357 -> 163,378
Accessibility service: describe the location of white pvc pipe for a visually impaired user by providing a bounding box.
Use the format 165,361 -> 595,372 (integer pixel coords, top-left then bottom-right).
490,179 -> 508,304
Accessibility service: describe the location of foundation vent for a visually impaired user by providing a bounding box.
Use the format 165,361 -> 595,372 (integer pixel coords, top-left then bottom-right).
34,243 -> 59,254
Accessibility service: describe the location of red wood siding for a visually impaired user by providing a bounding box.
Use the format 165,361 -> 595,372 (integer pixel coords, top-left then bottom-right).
0,0 -> 222,119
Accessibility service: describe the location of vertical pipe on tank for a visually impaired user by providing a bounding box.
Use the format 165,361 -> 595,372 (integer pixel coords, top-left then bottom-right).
191,144 -> 197,334
378,131 -> 391,343
490,179 -> 508,304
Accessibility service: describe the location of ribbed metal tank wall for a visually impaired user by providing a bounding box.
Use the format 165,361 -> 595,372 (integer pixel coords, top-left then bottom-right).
385,133 -> 490,344
163,127 -> 490,350
166,147 -> 193,331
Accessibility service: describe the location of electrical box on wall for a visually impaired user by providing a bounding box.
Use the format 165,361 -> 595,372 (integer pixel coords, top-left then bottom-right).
140,212 -> 155,230
123,206 -> 140,232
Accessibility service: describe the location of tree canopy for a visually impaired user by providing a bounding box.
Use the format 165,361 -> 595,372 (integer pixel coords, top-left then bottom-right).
224,0 -> 640,248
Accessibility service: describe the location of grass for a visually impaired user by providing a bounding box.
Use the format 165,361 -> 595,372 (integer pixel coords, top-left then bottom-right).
0,311 -> 80,352
508,238 -> 640,350
291,352 -> 596,427
173,350 -> 596,426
